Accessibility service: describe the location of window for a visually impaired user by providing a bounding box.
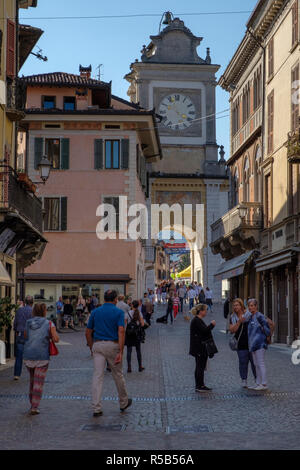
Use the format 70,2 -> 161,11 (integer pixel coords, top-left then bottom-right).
291,64 -> 299,131
45,138 -> 60,169
35,137 -> 70,170
292,1 -> 299,47
289,163 -> 299,215
232,168 -> 239,208
64,96 -> 76,111
265,174 -> 272,228
42,96 -> 56,110
43,197 -> 68,231
103,196 -> 120,232
267,91 -> 274,154
268,37 -> 274,79
105,140 -> 120,169
232,98 -> 240,136
254,146 -> 262,203
253,67 -> 262,110
242,84 -> 250,125
243,157 -> 250,202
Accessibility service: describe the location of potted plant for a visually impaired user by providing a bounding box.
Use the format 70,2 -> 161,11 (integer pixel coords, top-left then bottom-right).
0,297 -> 17,336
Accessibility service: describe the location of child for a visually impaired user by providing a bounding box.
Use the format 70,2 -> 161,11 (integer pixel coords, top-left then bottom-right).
173,293 -> 180,320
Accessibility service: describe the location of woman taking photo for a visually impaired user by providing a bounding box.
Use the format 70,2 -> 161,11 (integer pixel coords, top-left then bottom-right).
247,299 -> 271,391
125,300 -> 145,373
23,303 -> 59,415
189,304 -> 216,392
229,298 -> 256,388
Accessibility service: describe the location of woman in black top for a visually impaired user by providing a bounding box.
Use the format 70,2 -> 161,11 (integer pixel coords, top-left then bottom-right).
229,298 -> 256,388
189,304 -> 216,392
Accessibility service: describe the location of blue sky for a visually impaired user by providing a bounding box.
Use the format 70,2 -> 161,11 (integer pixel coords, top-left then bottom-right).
19,0 -> 257,158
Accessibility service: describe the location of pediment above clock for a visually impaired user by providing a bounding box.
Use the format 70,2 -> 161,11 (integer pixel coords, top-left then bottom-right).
141,18 -> 206,65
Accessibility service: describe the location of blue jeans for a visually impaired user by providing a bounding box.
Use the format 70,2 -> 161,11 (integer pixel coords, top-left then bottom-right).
237,349 -> 256,381
189,298 -> 194,310
14,337 -> 25,377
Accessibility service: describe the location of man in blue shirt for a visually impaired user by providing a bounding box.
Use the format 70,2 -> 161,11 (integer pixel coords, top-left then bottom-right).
56,296 -> 64,331
86,290 -> 132,417
13,296 -> 33,380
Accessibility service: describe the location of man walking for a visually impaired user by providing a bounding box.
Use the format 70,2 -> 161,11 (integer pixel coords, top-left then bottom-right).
178,283 -> 185,313
116,295 -> 130,317
13,295 -> 33,380
85,290 -> 132,417
56,296 -> 64,331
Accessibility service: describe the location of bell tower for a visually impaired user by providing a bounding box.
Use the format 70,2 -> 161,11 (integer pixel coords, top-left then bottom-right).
125,13 -> 229,300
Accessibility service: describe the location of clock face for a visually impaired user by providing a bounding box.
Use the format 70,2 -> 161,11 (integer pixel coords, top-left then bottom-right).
158,94 -> 196,130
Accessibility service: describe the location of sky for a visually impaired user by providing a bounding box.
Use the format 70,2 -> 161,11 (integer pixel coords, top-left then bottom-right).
19,0 -> 257,161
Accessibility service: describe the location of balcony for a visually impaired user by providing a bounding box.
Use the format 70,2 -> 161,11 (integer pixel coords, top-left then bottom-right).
0,167 -> 43,234
232,106 -> 262,156
260,215 -> 300,256
210,202 -> 263,260
6,78 -> 27,122
286,128 -> 300,163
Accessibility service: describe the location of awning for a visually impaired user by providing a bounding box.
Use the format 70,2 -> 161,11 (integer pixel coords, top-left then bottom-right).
0,261 -> 13,286
214,250 -> 256,281
255,247 -> 300,272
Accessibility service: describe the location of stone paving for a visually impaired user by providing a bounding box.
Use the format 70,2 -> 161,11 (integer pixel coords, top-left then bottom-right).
0,302 -> 300,450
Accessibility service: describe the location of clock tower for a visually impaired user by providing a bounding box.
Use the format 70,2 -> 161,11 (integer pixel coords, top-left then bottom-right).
125,14 -> 229,300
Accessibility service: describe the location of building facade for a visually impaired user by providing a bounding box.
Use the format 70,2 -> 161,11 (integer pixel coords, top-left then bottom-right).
21,67 -> 162,307
0,0 -> 45,357
213,0 -> 300,344
125,15 -> 229,301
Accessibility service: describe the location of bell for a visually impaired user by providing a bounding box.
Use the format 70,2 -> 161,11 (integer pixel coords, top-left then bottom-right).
162,11 -> 172,25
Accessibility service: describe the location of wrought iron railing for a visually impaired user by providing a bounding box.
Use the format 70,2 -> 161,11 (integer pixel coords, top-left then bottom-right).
0,166 -> 43,233
6,78 -> 27,112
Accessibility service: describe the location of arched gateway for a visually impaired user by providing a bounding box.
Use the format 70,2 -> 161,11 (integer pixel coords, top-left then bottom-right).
125,14 -> 229,301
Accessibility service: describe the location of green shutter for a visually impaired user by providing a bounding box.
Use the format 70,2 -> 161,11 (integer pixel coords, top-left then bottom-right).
121,139 -> 129,169
61,139 -> 70,170
94,139 -> 103,169
140,156 -> 147,188
34,138 -> 43,170
60,197 -> 68,231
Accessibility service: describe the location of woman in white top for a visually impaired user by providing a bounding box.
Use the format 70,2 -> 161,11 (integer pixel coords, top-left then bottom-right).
125,300 -> 145,373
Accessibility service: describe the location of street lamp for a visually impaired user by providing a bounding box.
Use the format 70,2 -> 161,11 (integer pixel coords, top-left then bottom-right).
37,156 -> 52,184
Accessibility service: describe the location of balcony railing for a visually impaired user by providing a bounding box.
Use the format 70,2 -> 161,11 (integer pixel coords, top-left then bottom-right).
211,202 -> 263,244
232,106 -> 262,156
0,167 -> 43,233
6,78 -> 27,121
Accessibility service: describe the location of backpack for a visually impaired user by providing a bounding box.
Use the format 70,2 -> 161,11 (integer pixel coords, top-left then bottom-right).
265,317 -> 275,344
126,313 -> 139,338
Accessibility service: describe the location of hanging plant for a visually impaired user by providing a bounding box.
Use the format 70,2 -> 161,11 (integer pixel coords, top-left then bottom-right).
0,297 -> 17,335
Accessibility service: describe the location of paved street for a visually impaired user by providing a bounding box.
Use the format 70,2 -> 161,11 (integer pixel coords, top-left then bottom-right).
0,303 -> 300,450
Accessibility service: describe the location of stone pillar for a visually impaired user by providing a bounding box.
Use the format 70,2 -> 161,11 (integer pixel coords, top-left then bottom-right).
271,270 -> 278,342
286,268 -> 293,345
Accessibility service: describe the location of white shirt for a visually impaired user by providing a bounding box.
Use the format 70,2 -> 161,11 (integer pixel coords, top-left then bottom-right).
205,290 -> 213,299
188,289 -> 196,299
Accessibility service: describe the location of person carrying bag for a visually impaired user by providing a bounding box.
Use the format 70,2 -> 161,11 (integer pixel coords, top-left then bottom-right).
189,303 -> 217,393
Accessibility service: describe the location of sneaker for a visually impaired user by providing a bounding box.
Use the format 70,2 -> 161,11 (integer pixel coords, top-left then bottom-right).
93,411 -> 103,417
195,386 -> 212,392
242,380 -> 248,388
253,384 -> 267,391
29,409 -> 40,415
120,398 -> 132,412
14,376 -> 20,381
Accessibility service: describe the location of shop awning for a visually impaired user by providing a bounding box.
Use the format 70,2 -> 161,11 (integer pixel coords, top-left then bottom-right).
176,265 -> 191,279
255,247 -> 300,272
214,250 -> 256,281
0,261 -> 13,286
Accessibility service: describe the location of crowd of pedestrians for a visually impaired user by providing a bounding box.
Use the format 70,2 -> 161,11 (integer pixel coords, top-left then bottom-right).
11,282 -> 275,416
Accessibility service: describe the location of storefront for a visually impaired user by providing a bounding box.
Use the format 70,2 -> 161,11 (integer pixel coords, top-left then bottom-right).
20,274 -> 130,315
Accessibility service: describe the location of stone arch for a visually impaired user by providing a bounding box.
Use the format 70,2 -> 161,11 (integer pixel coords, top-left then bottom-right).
243,155 -> 250,202
253,145 -> 262,202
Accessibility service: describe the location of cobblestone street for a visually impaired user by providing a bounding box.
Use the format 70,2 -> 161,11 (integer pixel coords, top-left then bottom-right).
1,303 -> 300,450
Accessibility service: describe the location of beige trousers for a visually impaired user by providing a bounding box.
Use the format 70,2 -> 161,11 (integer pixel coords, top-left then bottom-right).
92,341 -> 128,412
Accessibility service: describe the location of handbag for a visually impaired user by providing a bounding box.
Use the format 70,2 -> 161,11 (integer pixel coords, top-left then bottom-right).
229,323 -> 244,351
202,338 -> 218,358
49,322 -> 59,356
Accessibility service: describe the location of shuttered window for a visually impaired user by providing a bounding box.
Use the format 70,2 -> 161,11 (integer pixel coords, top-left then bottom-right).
43,197 -> 67,231
291,64 -> 299,131
292,1 -> 299,47
6,20 -> 15,78
94,139 -> 103,169
102,139 -> 129,170
35,137 -> 70,170
268,37 -> 274,78
267,91 -> 274,154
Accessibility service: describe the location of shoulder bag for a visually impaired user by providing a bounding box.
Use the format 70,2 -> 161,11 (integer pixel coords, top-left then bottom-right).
229,323 -> 244,351
49,321 -> 59,356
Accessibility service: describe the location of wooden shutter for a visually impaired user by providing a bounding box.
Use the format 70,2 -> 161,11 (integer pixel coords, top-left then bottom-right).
268,37 -> 274,78
94,139 -> 103,169
60,197 -> 68,231
292,1 -> 299,47
121,139 -> 129,169
291,64 -> 299,131
267,91 -> 274,154
34,138 -> 43,169
140,155 -> 147,188
6,20 -> 15,78
60,138 -> 70,169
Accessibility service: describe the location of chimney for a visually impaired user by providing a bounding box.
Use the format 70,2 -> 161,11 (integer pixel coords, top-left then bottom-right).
79,65 -> 92,79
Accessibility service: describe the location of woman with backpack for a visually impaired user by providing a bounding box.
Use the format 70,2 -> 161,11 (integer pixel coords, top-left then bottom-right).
229,298 -> 256,388
125,300 -> 145,373
23,303 -> 59,415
